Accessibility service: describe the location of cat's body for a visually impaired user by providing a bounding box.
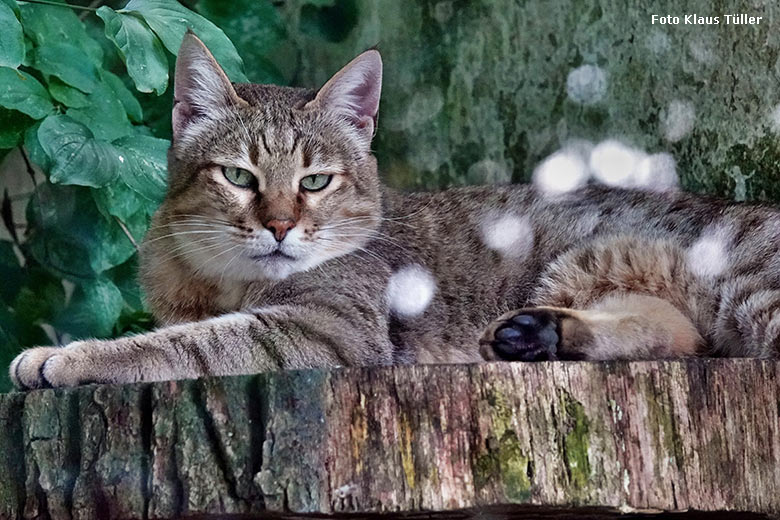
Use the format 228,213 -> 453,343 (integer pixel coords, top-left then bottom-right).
144,180 -> 779,363
10,34 -> 780,389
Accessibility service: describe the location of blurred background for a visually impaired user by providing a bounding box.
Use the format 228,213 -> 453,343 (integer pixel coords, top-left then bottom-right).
0,0 -> 778,391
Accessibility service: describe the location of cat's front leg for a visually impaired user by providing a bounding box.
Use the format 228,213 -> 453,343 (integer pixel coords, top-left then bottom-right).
9,315 -> 269,389
10,301 -> 393,389
11,339 -> 160,389
8,314 -> 283,389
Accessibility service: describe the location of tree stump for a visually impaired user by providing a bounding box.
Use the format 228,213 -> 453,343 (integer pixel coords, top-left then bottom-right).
1,360 -> 778,519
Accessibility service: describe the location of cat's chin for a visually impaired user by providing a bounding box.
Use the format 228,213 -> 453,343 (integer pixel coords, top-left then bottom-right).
188,246 -> 349,283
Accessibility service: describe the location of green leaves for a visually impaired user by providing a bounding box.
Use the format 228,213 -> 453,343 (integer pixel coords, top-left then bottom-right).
48,79 -> 90,108
97,7 -> 169,95
0,108 -> 31,148
198,0 -> 285,83
37,115 -> 169,208
0,0 -> 24,68
38,115 -> 121,187
122,0 -> 246,82
104,72 -> 143,122
57,277 -> 125,338
19,0 -> 103,67
66,81 -> 134,141
32,42 -> 101,93
26,183 -> 145,278
0,67 -> 52,119
0,0 -> 282,391
96,0 -> 248,98
113,134 -> 169,204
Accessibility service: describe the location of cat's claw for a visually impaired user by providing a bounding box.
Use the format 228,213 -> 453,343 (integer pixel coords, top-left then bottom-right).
480,309 -> 562,362
10,346 -> 84,389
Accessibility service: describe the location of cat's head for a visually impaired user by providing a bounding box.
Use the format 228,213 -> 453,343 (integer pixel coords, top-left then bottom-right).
154,32 -> 383,281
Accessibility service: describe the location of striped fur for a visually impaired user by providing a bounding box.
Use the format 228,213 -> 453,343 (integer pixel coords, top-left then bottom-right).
10,37 -> 780,388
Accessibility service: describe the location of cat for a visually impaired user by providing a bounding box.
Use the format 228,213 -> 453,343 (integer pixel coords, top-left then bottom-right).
10,32 -> 780,389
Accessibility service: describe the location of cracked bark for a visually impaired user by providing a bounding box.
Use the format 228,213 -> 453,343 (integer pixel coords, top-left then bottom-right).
1,361 -> 779,519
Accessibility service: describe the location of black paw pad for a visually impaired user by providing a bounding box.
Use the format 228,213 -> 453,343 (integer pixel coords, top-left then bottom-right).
492,311 -> 560,361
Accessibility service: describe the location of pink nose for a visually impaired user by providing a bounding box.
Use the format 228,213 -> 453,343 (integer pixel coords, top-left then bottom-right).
264,219 -> 296,242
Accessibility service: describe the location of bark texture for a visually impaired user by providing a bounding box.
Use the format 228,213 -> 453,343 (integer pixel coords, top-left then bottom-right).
1,360 -> 779,518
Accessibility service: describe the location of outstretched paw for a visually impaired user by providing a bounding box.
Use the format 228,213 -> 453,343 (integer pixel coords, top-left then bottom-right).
480,309 -> 563,361
10,345 -> 91,390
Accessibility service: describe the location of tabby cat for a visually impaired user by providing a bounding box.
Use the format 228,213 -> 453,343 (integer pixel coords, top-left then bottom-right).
10,33 -> 780,389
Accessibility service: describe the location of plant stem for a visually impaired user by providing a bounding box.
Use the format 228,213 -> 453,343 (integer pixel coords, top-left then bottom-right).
79,0 -> 103,19
19,0 -> 98,12
18,147 -> 38,188
115,217 -> 140,251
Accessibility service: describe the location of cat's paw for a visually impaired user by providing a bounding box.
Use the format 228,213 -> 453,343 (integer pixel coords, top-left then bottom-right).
480,308 -> 564,362
10,344 -> 91,390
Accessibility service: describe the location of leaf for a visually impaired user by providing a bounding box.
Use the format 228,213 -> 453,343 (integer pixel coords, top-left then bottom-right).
103,71 -> 143,122
37,115 -> 121,187
113,307 -> 155,335
92,178 -> 144,221
19,0 -> 103,66
23,122 -> 50,171
98,6 -> 169,95
0,67 -> 53,119
12,266 -> 65,326
26,183 -> 144,277
114,134 -> 169,204
47,78 -> 91,108
31,42 -> 101,93
109,256 -> 146,310
197,0 -> 286,83
123,0 -> 247,82
66,81 -> 134,141
0,0 -> 24,68
133,79 -> 173,136
57,277 -> 124,338
0,108 -> 32,149
1,0 -> 19,16
90,209 -> 146,273
25,183 -> 93,278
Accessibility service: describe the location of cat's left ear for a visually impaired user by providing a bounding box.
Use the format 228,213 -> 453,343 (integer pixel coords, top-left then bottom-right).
305,49 -> 382,141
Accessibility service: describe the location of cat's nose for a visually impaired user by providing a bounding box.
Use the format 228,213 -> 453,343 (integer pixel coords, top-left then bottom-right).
264,219 -> 296,242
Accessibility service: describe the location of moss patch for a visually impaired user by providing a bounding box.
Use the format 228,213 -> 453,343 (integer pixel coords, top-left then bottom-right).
561,391 -> 591,491
473,388 -> 532,502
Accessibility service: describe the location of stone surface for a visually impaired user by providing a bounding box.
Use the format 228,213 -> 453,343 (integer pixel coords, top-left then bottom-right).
1,360 -> 779,518
279,0 -> 780,202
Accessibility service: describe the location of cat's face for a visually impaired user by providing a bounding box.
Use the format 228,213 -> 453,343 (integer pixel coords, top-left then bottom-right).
154,34 -> 383,281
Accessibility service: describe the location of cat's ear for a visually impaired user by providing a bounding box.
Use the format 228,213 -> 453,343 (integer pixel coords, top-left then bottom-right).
305,49 -> 383,140
172,31 -> 246,140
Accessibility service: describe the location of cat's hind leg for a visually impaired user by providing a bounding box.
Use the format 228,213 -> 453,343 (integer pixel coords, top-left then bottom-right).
712,276 -> 780,358
480,293 -> 702,361
480,237 -> 716,361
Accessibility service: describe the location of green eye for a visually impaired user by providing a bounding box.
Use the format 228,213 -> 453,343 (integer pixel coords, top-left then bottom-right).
300,174 -> 333,192
222,166 -> 255,188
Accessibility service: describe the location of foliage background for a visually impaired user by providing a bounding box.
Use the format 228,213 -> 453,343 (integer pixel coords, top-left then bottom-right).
0,0 -> 305,392
2,0 -> 779,392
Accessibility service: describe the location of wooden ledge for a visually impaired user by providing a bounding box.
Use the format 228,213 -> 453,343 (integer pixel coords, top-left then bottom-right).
1,360 -> 778,519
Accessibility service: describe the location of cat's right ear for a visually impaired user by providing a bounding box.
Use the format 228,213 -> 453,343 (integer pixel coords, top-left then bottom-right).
173,31 -> 246,140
